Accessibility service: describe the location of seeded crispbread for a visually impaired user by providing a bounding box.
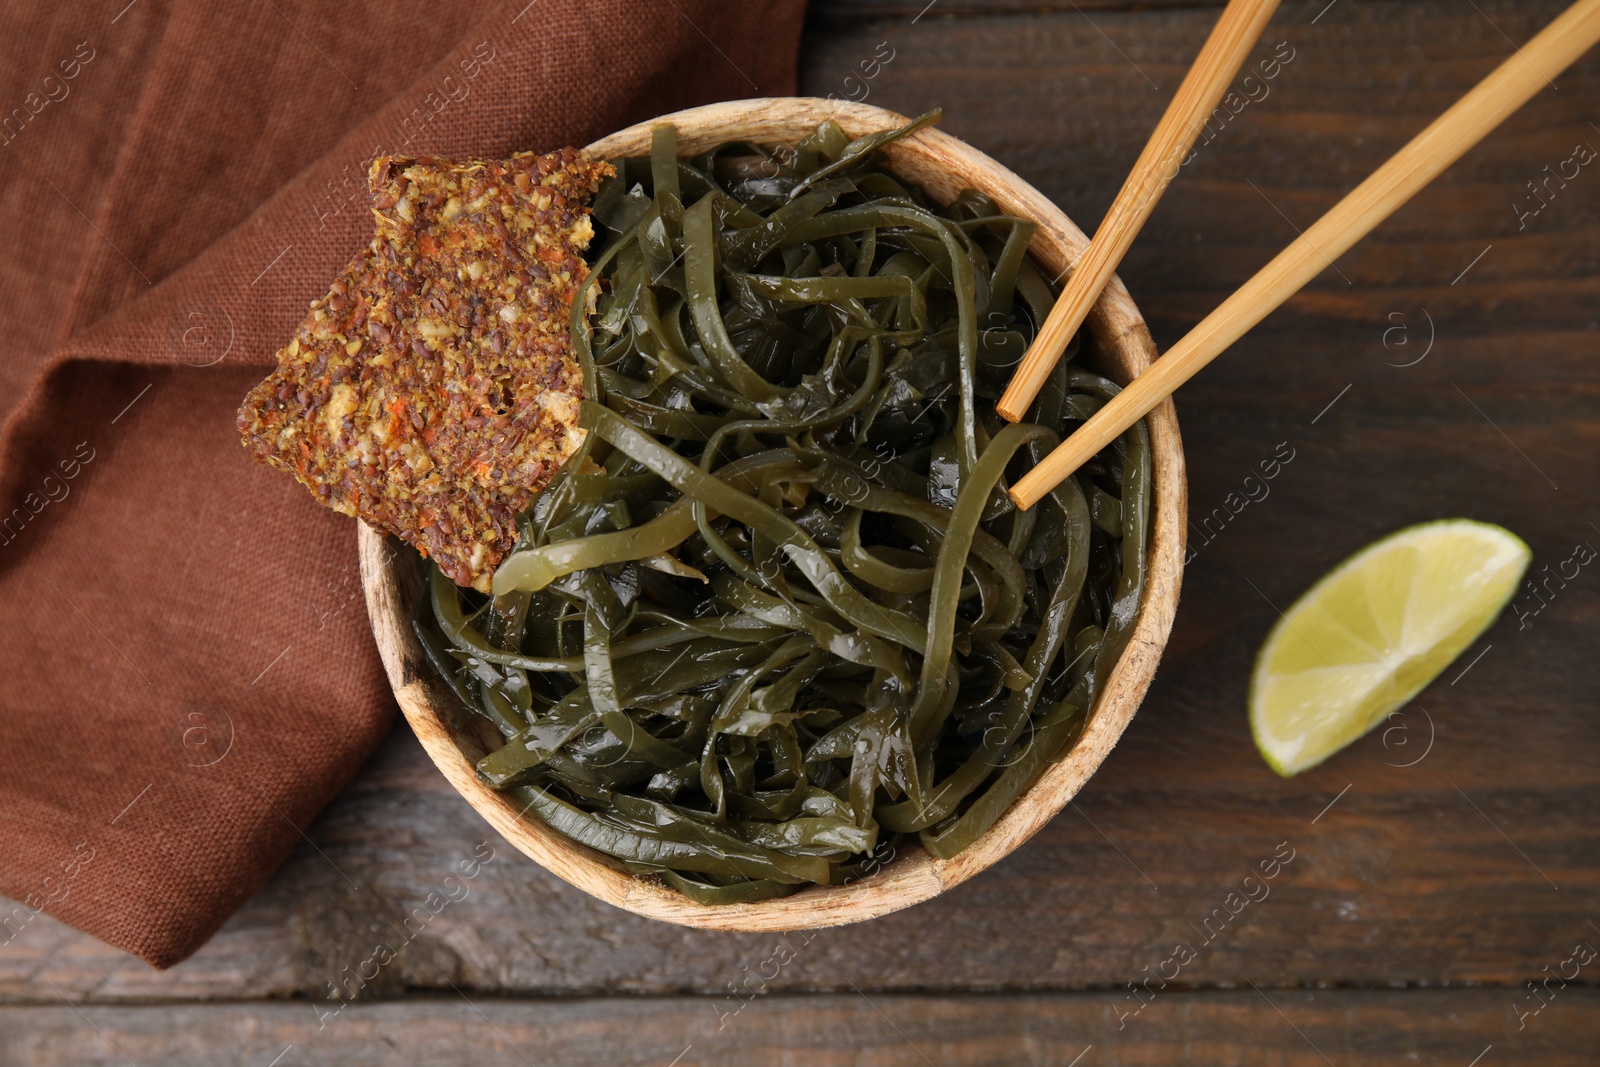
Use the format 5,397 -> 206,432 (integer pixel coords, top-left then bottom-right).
238,147 -> 612,591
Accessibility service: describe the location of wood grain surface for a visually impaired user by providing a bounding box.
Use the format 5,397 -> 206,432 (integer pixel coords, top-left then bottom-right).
4,0 -> 1596,1062
4,991 -> 1597,1065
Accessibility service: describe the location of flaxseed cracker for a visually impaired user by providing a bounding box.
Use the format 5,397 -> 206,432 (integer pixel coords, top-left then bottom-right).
238,147 -> 613,591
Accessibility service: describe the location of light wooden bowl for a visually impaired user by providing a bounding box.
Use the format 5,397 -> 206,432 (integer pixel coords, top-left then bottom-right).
360,98 -> 1186,931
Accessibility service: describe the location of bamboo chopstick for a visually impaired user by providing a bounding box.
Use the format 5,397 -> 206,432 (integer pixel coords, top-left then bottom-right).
996,0 -> 1283,422
1009,0 -> 1600,511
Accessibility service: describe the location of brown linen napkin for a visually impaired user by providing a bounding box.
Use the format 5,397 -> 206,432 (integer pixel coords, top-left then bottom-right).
0,0 -> 805,969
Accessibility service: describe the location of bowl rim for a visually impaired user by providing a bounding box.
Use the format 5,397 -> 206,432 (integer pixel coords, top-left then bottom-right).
359,96 -> 1186,931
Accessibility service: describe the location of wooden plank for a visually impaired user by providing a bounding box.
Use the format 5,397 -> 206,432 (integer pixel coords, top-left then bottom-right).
3,0 -> 1596,1002
808,1 -> 1432,18
809,0 -> 1230,18
3,990 -> 1596,1066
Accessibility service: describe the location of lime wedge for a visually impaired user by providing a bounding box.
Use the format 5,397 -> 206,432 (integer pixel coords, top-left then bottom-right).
1250,519 -> 1529,776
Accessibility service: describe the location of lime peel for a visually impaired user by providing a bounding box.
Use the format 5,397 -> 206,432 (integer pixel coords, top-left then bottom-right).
1250,519 -> 1530,776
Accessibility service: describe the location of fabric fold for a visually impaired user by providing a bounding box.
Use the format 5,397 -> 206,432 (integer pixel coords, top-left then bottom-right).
0,0 -> 805,968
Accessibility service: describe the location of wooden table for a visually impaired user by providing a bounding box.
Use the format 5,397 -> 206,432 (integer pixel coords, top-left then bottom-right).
4,1 -> 1596,1062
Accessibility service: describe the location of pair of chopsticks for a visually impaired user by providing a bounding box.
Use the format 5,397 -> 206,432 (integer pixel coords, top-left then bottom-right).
1002,0 -> 1600,511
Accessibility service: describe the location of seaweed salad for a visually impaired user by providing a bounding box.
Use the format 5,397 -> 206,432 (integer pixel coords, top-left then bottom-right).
414,111 -> 1151,903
